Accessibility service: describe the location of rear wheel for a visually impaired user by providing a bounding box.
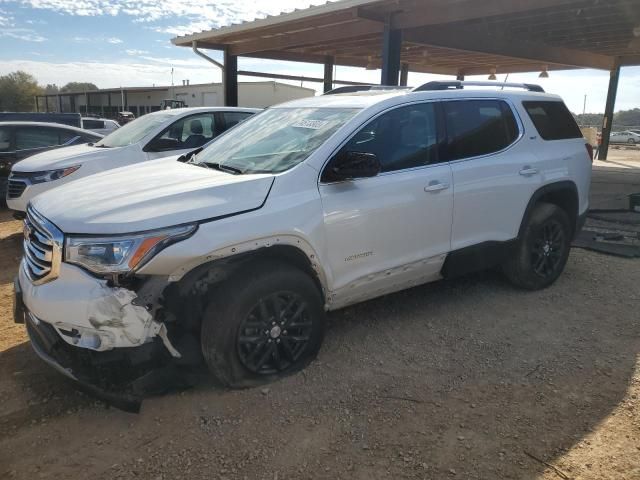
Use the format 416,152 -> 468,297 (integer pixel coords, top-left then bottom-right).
503,203 -> 572,290
201,261 -> 325,388
628,138 -> 636,145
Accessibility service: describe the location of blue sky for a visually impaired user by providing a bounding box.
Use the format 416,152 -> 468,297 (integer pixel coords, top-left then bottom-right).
1,0 -> 639,114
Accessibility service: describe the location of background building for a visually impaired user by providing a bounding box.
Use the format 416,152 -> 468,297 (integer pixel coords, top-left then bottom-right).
34,81 -> 315,118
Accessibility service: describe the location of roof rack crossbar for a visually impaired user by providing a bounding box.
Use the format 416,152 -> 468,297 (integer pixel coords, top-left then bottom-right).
413,81 -> 545,93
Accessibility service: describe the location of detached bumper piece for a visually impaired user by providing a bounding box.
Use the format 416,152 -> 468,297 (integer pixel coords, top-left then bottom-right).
24,312 -> 189,413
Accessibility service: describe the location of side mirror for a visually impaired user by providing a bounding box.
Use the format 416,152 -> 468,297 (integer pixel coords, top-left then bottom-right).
177,146 -> 204,163
326,151 -> 381,181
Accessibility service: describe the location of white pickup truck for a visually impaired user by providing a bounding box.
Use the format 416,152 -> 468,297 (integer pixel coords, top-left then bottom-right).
14,82 -> 592,405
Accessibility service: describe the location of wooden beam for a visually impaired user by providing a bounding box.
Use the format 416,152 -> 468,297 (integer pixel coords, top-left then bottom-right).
618,54 -> 640,66
458,63 -> 577,76
229,19 -> 383,55
391,0 -> 588,30
404,27 -> 615,70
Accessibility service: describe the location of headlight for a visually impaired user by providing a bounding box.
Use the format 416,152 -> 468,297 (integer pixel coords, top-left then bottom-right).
65,224 -> 197,274
30,165 -> 81,184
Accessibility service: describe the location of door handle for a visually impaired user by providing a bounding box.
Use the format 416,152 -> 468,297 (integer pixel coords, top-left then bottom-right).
424,181 -> 449,193
519,166 -> 539,177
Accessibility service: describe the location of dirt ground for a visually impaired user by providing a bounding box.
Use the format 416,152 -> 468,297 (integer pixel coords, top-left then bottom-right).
1,208 -> 639,480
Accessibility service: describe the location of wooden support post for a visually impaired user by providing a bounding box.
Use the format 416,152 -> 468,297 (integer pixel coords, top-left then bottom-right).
323,57 -> 334,93
598,65 -> 621,161
381,23 -> 402,86
400,63 -> 409,86
224,47 -> 239,106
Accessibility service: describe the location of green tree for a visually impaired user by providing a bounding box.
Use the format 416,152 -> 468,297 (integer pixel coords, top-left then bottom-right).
0,71 -> 43,112
44,83 -> 59,94
60,82 -> 98,93
614,108 -> 640,127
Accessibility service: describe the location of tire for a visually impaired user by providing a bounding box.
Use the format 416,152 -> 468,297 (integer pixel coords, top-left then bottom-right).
503,203 -> 572,290
201,260 -> 325,388
628,138 -> 636,145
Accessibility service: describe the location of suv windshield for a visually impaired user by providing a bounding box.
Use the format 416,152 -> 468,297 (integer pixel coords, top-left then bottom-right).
96,113 -> 174,148
195,108 -> 360,174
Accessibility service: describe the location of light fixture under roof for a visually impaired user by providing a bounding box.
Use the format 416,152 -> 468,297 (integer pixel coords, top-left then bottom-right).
488,67 -> 497,80
539,66 -> 549,78
365,56 -> 377,70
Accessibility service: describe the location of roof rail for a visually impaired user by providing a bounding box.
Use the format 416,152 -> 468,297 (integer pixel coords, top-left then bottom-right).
413,81 -> 545,93
323,85 -> 412,95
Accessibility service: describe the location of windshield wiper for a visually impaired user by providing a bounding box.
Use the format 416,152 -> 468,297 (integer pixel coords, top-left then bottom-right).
206,162 -> 243,175
93,144 -> 111,148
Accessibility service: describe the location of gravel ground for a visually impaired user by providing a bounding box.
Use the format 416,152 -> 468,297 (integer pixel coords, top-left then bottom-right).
0,209 -> 639,480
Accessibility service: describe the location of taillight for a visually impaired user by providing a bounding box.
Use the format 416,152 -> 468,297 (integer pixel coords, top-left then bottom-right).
585,143 -> 594,162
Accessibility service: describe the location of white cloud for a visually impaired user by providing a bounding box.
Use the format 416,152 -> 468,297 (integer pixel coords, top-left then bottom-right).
125,49 -> 150,55
0,28 -> 46,42
0,7 -> 14,26
5,0 -> 333,36
106,36 -> 123,44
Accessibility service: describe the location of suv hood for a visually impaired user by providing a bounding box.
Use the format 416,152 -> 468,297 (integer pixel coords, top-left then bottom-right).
31,160 -> 274,234
12,144 -> 124,172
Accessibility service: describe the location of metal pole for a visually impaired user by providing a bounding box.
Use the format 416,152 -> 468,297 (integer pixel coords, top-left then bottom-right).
381,22 -> 402,86
400,63 -> 409,86
323,56 -> 335,93
223,47 -> 238,107
598,65 -> 621,161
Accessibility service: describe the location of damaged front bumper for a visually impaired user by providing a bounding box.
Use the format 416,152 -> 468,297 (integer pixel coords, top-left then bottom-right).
18,261 -> 180,356
15,262 -> 185,412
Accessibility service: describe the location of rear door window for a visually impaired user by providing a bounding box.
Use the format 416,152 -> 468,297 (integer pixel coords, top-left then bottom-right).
443,100 -> 519,161
522,101 -> 582,140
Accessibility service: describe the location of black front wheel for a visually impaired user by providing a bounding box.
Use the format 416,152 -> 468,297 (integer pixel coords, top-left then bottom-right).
503,203 -> 572,290
201,260 -> 325,388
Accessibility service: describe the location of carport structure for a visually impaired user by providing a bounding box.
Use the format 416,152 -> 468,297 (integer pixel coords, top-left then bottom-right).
172,0 -> 640,160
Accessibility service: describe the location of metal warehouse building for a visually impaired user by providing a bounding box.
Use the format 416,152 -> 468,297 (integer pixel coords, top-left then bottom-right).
34,81 -> 316,118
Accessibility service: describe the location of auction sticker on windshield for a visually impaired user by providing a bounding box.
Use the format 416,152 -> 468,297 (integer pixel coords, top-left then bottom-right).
291,120 -> 329,130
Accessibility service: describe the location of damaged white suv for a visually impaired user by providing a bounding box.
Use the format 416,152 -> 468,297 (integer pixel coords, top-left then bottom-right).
14,82 -> 592,407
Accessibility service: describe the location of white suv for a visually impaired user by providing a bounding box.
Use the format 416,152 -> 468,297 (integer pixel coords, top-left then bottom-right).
6,107 -> 258,213
14,82 -> 591,405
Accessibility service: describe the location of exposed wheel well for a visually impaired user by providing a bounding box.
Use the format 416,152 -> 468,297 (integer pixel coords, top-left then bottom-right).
519,182 -> 579,238
161,245 -> 324,333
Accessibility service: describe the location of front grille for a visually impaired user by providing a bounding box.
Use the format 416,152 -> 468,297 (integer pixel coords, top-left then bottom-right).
22,206 -> 63,285
8,179 -> 27,198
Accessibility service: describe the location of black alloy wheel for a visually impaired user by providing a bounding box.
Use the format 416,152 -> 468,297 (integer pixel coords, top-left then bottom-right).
530,219 -> 565,279
237,291 -> 313,375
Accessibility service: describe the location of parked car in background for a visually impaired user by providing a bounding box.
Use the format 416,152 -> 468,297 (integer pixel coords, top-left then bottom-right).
6,107 -> 259,213
0,122 -> 102,205
81,117 -> 120,135
610,130 -> 640,144
0,112 -> 83,128
117,111 -> 136,125
13,82 -> 592,403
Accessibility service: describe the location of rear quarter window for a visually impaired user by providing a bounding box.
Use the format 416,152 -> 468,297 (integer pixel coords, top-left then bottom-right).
523,101 -> 582,140
83,119 -> 105,129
